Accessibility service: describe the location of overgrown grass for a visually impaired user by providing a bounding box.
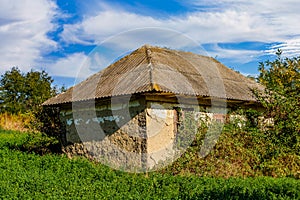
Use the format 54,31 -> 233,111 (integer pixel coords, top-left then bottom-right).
0,128 -> 59,154
0,129 -> 299,199
162,122 -> 300,178
0,112 -> 34,132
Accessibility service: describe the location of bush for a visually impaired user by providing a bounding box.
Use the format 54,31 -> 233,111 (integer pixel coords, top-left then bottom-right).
0,129 -> 59,154
161,120 -> 300,178
32,106 -> 66,146
256,51 -> 300,152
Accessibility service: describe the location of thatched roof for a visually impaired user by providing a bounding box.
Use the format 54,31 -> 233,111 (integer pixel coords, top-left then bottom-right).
43,45 -> 263,106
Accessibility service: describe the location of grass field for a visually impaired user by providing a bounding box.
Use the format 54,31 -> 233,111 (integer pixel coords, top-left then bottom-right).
0,129 -> 299,199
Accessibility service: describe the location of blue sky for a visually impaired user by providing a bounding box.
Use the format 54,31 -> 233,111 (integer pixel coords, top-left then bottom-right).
1,0 -> 300,87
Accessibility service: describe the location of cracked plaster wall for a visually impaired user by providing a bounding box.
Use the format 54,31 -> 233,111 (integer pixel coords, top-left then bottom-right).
59,98 -> 217,170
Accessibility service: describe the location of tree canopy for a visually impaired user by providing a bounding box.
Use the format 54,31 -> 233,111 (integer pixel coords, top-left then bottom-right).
0,67 -> 57,114
256,50 -> 300,152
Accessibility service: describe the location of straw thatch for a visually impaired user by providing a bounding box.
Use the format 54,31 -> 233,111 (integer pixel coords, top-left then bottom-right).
43,45 -> 262,106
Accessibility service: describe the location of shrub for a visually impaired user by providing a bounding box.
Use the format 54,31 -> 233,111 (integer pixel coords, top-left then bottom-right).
256,51 -> 300,152
0,129 -> 59,154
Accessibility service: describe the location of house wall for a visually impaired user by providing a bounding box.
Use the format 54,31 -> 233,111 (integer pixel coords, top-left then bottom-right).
59,94 -> 256,171
59,97 -> 148,172
146,102 -> 177,168
145,100 -> 209,169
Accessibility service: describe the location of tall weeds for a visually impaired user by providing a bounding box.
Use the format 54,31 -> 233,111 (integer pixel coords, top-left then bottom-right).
0,112 -> 35,132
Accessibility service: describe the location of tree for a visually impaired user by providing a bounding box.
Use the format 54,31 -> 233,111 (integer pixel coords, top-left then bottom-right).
0,67 -> 25,113
0,67 -> 56,114
256,50 -> 300,152
0,67 -> 66,146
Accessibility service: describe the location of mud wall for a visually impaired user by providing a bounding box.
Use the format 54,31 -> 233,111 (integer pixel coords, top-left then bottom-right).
145,101 -> 209,169
59,96 -> 230,171
60,98 -> 147,171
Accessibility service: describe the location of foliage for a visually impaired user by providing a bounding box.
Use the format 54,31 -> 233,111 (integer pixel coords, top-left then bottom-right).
0,67 -> 65,144
0,67 -> 56,114
161,120 -> 300,178
0,129 -> 58,154
256,50 -> 300,152
33,106 -> 66,145
0,129 -> 299,199
175,108 -> 198,150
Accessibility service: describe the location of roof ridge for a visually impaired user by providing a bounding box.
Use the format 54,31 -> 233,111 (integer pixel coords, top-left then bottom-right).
145,44 -> 153,64
145,45 -> 155,90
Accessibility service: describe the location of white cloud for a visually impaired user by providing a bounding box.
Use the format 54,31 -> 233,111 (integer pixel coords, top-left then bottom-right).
188,0 -> 300,52
61,8 -> 272,45
60,1 -> 300,63
265,39 -> 300,57
206,44 -> 261,64
46,51 -> 115,82
46,52 -> 88,78
61,10 -> 163,45
0,0 -> 58,73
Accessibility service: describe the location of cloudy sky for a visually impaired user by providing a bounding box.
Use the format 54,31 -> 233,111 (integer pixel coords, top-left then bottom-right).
1,0 -> 300,87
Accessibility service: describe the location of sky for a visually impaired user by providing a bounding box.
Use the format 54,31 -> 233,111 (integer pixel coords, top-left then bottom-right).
1,0 -> 300,88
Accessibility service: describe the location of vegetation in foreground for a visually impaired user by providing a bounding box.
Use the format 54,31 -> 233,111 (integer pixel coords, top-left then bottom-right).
162,121 -> 300,178
0,129 -> 299,199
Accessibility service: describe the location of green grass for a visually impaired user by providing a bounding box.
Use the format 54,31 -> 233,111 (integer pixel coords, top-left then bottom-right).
0,129 -> 59,154
0,129 -> 299,199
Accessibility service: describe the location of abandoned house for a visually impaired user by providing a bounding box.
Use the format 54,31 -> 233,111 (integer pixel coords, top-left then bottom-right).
43,45 -> 263,171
